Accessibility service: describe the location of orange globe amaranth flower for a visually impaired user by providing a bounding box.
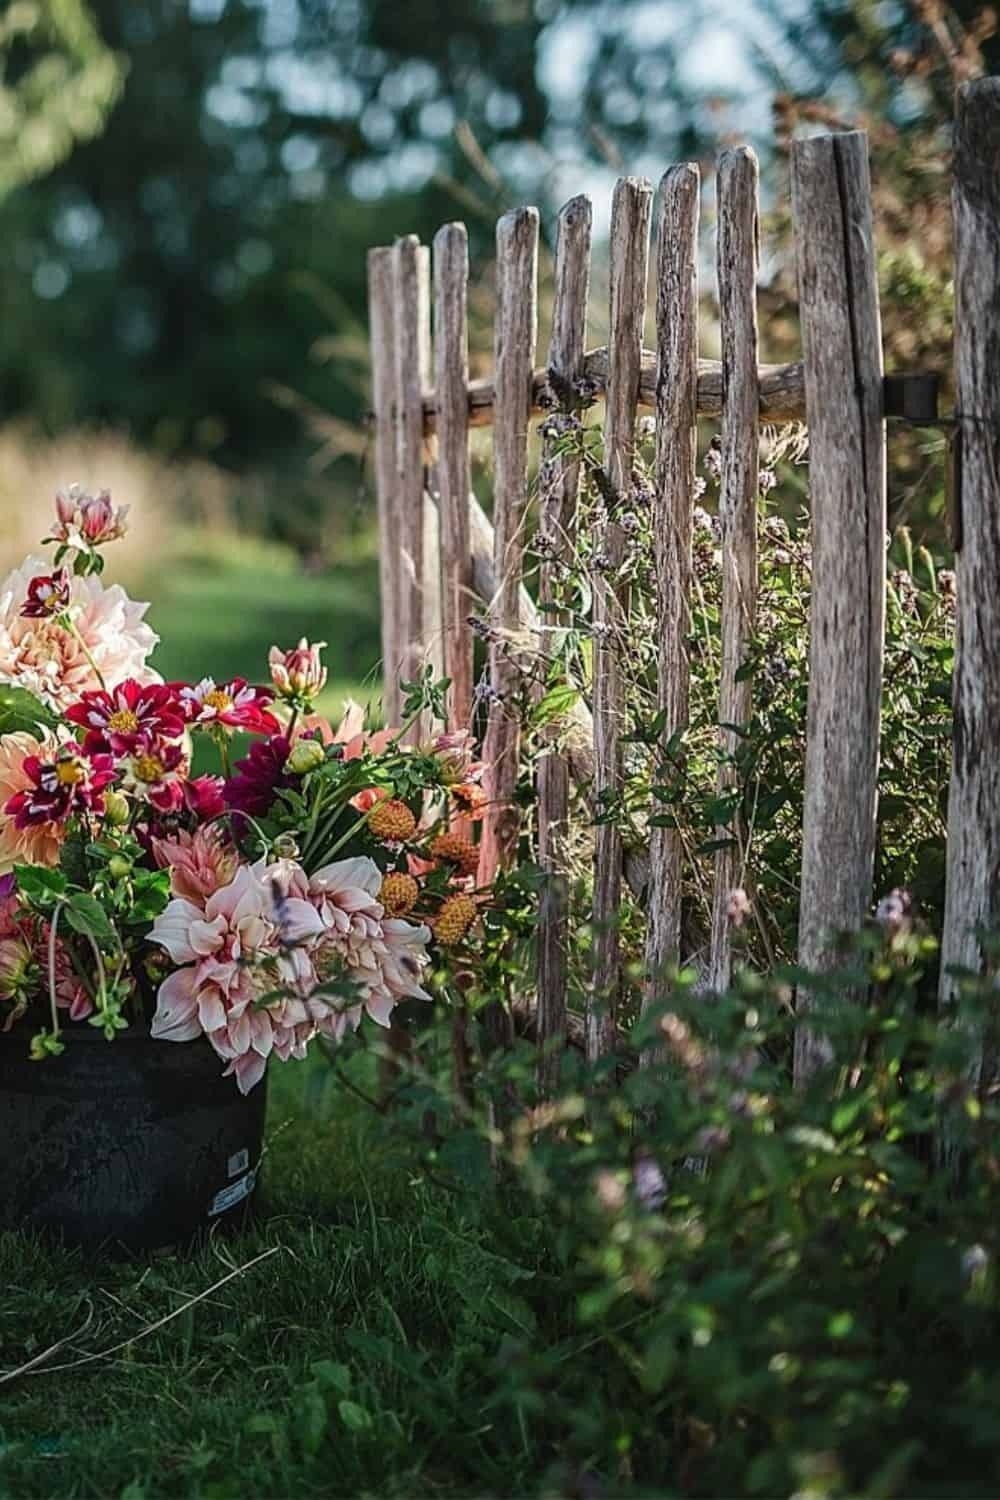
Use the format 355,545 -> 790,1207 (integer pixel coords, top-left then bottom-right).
429,831 -> 480,877
432,893 -> 477,946
380,871 -> 419,917
367,798 -> 417,843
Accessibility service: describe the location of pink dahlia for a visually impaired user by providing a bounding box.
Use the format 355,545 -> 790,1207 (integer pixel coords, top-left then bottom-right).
0,733 -> 65,870
151,825 -> 239,902
65,678 -> 186,754
307,856 -> 431,1029
0,558 -> 159,711
179,677 -> 279,736
149,864 -> 317,1094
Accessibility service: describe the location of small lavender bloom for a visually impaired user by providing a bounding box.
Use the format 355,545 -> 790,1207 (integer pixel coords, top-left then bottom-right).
962,1244 -> 989,1282
875,887 -> 913,939
632,1151 -> 667,1211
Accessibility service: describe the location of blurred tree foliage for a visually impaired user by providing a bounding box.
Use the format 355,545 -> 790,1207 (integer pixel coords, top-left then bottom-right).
0,0 -> 994,547
0,0 -> 125,196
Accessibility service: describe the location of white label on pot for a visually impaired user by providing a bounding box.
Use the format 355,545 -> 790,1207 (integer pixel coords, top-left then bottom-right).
209,1168 -> 257,1217
227,1147 -> 249,1178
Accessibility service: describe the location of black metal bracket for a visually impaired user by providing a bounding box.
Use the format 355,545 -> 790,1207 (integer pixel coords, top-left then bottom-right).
882,372 -> 962,552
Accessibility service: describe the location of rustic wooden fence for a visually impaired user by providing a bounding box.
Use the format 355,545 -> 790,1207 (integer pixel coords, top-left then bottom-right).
366,77 -> 1000,1091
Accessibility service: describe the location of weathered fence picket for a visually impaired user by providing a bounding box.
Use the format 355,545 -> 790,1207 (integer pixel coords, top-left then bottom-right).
477,207 -> 540,888
708,147 -> 760,994
939,79 -> 1000,1087
791,131 -> 886,1084
591,177 -> 653,1061
644,164 -> 700,1009
537,194 -> 592,1091
432,222 -> 473,744
365,86 -> 1000,1101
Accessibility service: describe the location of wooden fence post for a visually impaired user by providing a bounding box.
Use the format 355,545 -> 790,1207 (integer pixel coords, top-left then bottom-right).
645,164 -> 700,1010
589,176 -> 653,1062
477,208 -> 540,888
791,131 -> 886,1084
368,247 -> 403,724
433,222 -> 473,738
536,194 -> 592,1093
392,236 -> 436,735
708,147 -> 760,993
939,79 -> 1000,1086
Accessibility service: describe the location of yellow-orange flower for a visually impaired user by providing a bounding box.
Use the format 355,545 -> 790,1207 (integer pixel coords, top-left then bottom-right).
380,872 -> 419,917
368,799 -> 417,843
432,893 -> 478,946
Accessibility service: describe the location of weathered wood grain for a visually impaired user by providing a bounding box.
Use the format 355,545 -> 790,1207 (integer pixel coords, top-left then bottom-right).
644,164 -> 700,1012
392,236 -> 433,733
367,246 -> 402,724
477,207 -> 540,887
420,352 -> 805,432
537,194 -> 592,1091
708,148 -> 760,993
939,79 -> 1000,1091
590,177 -> 653,1062
433,222 -> 474,739
791,131 -> 886,1083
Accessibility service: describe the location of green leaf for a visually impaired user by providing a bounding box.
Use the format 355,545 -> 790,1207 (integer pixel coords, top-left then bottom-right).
530,683 -> 580,729
337,1400 -> 374,1434
65,892 -> 118,948
0,685 -> 58,737
14,864 -> 67,907
310,1360 -> 351,1395
296,1385 -> 328,1457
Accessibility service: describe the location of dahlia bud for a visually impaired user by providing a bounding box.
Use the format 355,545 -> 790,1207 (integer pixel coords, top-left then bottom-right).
268,639 -> 328,702
272,832 -> 301,860
108,855 -> 133,880
103,790 -> 131,826
286,738 -> 325,775
50,485 -> 129,549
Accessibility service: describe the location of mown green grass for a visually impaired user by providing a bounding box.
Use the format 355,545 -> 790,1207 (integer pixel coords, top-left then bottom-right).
0,1053 -> 574,1500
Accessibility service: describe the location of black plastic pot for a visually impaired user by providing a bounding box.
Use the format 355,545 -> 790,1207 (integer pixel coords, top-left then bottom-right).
0,1025 -> 267,1252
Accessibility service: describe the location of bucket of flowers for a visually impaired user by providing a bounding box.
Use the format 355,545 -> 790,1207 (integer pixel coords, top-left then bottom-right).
0,489 -> 485,1251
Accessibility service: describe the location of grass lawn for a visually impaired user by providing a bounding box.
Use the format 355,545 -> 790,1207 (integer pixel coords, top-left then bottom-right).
133,531 -> 384,728
0,1049 -> 569,1498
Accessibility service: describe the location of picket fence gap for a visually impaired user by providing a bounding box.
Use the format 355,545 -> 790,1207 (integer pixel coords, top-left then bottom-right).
366,79 -> 1000,1098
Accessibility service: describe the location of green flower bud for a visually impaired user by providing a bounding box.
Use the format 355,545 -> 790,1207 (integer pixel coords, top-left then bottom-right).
287,738 -> 325,775
103,790 -> 130,826
108,855 -> 132,880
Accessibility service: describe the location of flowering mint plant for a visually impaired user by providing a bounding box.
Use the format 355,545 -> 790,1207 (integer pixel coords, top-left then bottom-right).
0,493 -> 487,1090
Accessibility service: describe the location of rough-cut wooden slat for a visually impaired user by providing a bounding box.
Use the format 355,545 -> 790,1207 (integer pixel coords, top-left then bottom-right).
590,177 -> 653,1061
537,194 -> 592,1090
392,237 -> 433,728
367,246 -> 403,724
708,148 -> 760,993
477,207 -> 540,886
644,164 -> 700,1010
419,352 -> 804,432
939,79 -> 1000,1087
433,222 -> 473,737
791,131 -> 886,1083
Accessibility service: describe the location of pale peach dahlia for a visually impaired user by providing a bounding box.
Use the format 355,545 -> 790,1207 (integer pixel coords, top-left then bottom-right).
0,557 -> 159,711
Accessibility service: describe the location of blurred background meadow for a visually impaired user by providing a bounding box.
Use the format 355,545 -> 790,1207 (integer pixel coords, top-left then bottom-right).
1,0 -> 994,709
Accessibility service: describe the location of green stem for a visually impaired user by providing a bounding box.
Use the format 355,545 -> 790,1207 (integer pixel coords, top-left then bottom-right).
58,613 -> 107,692
46,903 -> 64,1041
